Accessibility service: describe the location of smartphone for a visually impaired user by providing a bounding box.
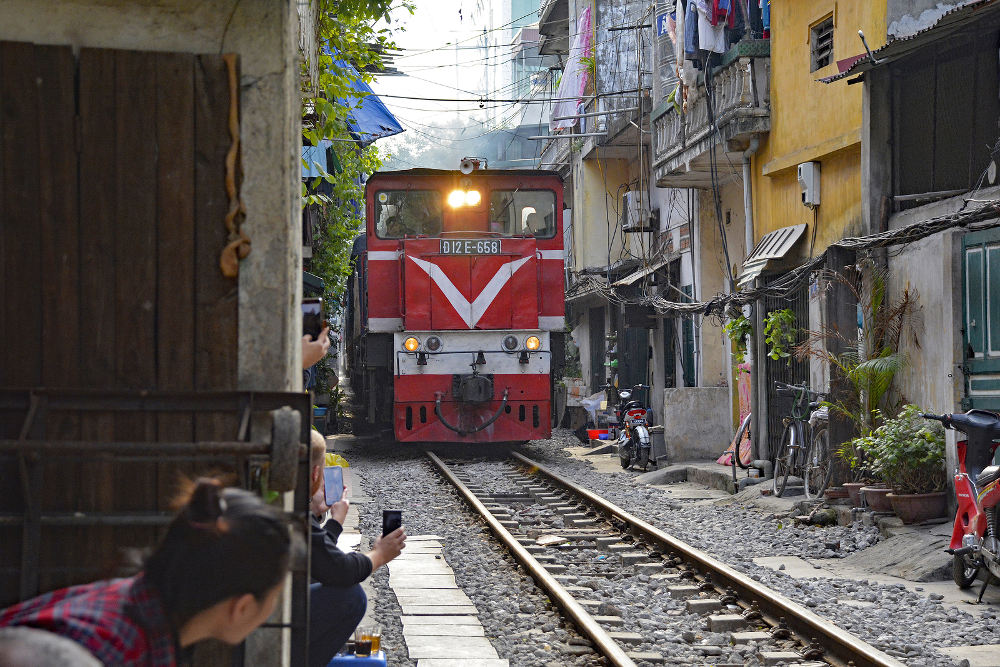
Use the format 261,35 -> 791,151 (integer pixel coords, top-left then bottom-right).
323,465 -> 344,505
382,510 -> 402,537
303,297 -> 324,341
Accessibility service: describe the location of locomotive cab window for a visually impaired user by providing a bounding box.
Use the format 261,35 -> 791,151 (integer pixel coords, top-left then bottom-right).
488,190 -> 556,238
375,190 -> 444,238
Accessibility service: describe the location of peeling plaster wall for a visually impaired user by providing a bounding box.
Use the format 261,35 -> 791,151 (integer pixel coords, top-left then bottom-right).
0,0 -> 305,393
887,1 -> 975,39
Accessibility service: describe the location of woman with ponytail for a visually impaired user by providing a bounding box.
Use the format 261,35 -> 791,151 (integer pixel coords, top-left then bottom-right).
0,478 -> 292,666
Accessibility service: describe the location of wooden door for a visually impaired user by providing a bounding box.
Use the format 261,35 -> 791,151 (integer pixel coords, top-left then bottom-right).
0,40 -> 238,602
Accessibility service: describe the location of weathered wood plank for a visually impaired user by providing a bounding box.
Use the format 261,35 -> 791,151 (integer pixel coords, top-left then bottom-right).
77,48 -> 119,581
35,44 -> 80,520
194,54 -> 238,442
0,41 -> 42,388
155,52 -> 198,503
113,50 -> 158,561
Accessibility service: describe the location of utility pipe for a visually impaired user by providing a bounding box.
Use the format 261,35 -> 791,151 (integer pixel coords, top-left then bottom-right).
742,136 -> 761,459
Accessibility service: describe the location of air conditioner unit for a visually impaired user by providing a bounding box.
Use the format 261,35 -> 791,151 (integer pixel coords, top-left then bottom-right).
621,191 -> 653,232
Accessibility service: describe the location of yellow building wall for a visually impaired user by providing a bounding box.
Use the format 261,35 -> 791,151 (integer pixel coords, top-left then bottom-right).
572,156 -> 630,270
752,0 -> 886,253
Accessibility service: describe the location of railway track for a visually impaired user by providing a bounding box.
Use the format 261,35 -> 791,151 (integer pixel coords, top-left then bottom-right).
426,450 -> 907,667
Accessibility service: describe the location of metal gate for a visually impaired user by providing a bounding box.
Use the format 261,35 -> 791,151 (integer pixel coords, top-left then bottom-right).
762,281 -> 810,459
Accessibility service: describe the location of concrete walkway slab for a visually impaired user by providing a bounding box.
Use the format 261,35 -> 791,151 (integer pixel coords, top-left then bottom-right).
401,615 -> 481,626
405,635 -> 499,660
402,624 -> 485,637
939,644 -> 1000,667
416,660 -> 509,667
387,535 -> 501,662
396,589 -> 472,605
399,605 -> 479,616
390,574 -> 457,589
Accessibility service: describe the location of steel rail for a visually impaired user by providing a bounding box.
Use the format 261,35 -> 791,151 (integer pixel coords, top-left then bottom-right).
511,452 -> 906,667
425,451 -> 637,667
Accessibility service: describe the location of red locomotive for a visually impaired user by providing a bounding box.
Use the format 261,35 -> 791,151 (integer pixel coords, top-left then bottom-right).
345,163 -> 565,442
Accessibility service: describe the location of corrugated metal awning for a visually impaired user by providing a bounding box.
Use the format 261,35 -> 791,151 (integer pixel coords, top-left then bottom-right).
613,255 -> 673,287
820,0 -> 999,83
737,223 -> 808,287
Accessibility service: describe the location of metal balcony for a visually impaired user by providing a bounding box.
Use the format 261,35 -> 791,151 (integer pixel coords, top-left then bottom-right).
652,42 -> 770,188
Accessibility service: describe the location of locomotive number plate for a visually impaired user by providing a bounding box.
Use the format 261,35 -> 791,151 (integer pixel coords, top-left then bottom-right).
439,239 -> 501,255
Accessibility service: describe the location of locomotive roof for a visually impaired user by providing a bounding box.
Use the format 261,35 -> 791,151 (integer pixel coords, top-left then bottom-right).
370,168 -> 563,180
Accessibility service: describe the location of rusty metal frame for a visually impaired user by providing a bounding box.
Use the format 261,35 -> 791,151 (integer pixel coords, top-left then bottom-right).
0,387 -> 314,666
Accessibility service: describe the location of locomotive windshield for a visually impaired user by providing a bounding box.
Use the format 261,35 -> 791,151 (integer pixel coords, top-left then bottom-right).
488,190 -> 556,238
375,190 -> 444,238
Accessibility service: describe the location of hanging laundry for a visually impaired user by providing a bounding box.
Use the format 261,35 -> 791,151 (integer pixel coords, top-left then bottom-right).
711,0 -> 736,28
684,0 -> 699,60
761,0 -> 770,38
550,6 -> 593,131
697,3 -> 727,54
666,10 -> 677,46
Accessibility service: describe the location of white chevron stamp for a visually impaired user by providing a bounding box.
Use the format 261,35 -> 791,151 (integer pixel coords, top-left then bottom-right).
408,255 -> 532,328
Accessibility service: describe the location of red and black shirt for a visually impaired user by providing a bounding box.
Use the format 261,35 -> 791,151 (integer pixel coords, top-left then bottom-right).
0,574 -> 178,666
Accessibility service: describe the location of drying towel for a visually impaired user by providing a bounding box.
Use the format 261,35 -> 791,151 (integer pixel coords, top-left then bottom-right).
698,3 -> 727,54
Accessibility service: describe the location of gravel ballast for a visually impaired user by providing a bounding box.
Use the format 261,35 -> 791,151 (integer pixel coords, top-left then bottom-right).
337,430 -> 998,666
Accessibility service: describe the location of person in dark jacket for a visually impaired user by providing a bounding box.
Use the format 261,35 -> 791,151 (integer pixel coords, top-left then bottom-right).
308,432 -> 405,665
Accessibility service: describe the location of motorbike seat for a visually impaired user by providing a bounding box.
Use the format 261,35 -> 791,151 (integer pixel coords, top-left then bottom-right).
977,465 -> 1000,487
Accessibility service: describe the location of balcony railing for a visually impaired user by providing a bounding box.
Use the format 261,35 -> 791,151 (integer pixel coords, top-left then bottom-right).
652,42 -> 770,188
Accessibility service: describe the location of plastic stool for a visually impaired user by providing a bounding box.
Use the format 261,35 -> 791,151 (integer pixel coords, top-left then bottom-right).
327,649 -> 387,666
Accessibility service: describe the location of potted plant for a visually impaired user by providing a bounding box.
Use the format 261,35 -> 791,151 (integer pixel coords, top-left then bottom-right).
853,404 -> 948,523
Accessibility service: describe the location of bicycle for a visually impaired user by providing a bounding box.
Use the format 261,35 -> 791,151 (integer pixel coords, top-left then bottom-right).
771,381 -> 832,499
730,412 -> 753,486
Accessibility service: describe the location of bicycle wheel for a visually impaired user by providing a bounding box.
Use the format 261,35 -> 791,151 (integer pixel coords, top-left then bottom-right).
731,414 -> 753,485
772,424 -> 793,497
804,426 -> 833,500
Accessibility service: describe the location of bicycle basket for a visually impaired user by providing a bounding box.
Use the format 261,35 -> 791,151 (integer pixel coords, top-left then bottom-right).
773,386 -> 811,417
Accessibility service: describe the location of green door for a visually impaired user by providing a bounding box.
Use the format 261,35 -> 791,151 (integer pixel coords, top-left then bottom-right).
963,228 -> 1000,409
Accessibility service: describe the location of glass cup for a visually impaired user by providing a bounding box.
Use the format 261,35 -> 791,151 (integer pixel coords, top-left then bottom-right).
353,627 -> 372,657
360,624 -> 382,654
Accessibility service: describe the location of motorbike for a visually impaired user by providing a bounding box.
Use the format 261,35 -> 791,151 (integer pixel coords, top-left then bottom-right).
615,384 -> 652,471
922,409 -> 1000,598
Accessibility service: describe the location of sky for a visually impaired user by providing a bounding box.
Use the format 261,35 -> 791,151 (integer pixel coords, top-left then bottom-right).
372,0 -> 529,169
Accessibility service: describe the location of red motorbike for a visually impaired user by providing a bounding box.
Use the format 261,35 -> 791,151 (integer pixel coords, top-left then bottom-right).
923,410 -> 1000,598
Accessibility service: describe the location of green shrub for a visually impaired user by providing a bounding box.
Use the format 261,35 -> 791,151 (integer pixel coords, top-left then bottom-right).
849,404 -> 946,494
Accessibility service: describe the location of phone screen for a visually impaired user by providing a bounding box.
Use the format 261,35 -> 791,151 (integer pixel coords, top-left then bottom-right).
382,510 -> 402,537
303,298 -> 324,341
323,466 -> 344,505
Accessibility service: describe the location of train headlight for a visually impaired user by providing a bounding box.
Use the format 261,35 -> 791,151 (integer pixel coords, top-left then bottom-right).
465,189 -> 481,206
403,336 -> 420,352
525,335 -> 541,351
425,336 -> 442,352
502,335 -> 519,351
447,190 -> 466,208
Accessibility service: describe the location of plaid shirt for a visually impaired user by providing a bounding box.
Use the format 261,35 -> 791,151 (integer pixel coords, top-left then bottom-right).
0,574 -> 178,666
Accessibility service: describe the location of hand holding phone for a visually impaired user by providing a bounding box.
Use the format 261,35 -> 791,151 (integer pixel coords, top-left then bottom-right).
382,510 -> 402,537
323,466 -> 344,505
302,297 -> 325,341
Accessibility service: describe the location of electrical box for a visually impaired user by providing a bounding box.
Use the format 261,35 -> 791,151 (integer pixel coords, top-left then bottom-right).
797,161 -> 821,208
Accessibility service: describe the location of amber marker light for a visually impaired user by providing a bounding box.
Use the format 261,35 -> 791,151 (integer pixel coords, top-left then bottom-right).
404,336 -> 420,352
525,336 -> 541,351
447,189 -> 467,208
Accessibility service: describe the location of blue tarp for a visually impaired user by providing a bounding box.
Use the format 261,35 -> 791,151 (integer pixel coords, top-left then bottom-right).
302,140 -> 330,178
323,46 -> 404,145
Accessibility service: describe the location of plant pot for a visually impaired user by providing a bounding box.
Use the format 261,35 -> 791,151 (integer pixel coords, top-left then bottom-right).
823,486 -> 850,500
887,492 -> 948,524
860,486 -> 893,512
843,482 -> 867,507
